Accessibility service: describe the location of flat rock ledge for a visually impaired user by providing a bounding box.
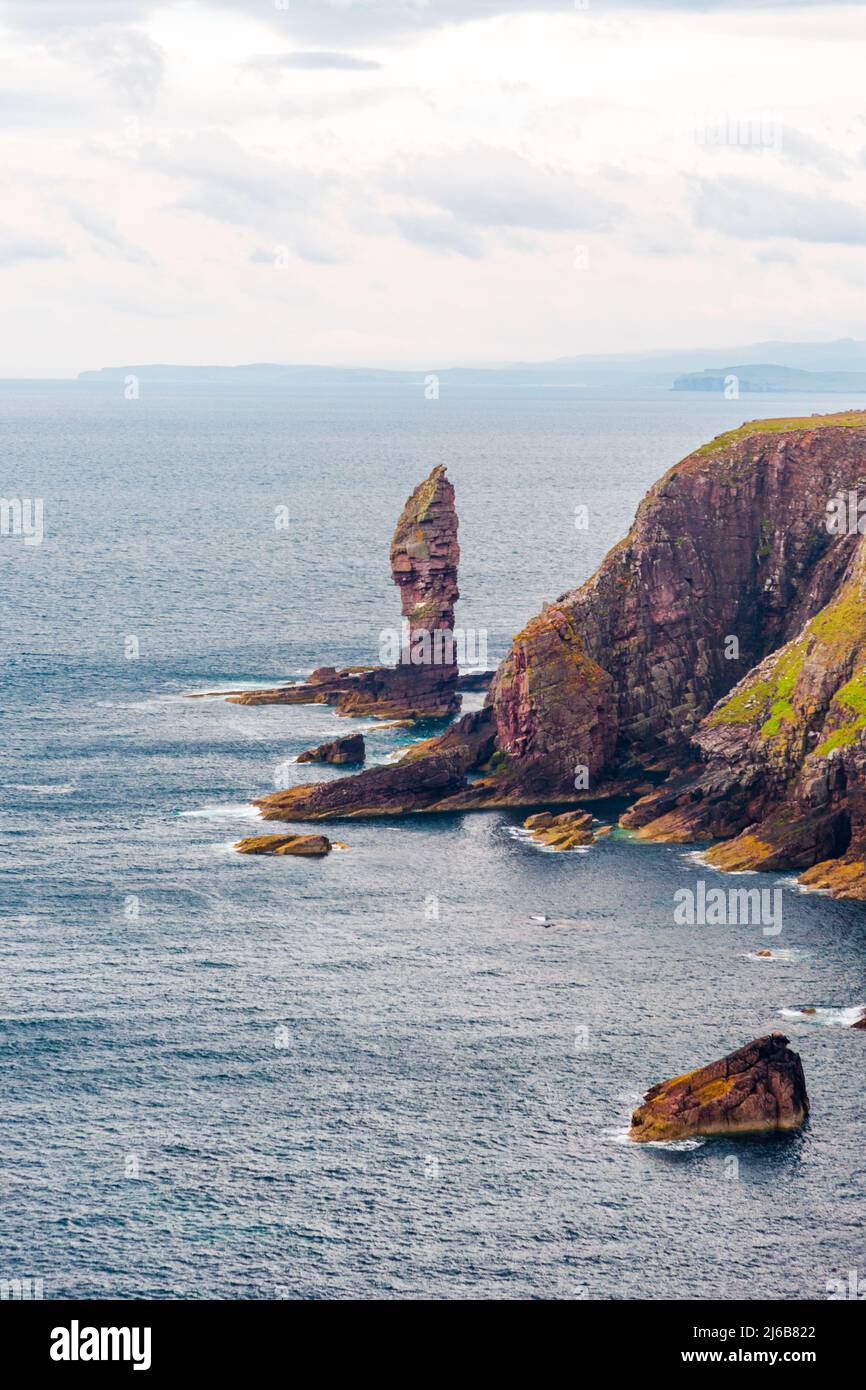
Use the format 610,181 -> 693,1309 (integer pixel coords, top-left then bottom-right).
629,1033 -> 809,1142
234,834 -> 332,856
523,809 -> 595,849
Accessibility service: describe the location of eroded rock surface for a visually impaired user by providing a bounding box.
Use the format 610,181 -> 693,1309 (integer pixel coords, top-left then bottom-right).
229,464 -> 461,719
297,733 -> 365,765
629,1033 -> 809,1142
523,809 -> 595,849
234,833 -> 332,856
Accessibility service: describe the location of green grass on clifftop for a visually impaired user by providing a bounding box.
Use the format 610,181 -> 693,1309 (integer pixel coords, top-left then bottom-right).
694,410 -> 866,459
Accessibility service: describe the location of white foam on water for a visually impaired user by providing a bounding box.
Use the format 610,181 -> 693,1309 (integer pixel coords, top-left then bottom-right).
183,680 -> 294,698
741,948 -> 808,963
779,1004 -> 865,1027
6,783 -> 76,795
176,804 -> 263,821
608,1127 -> 706,1151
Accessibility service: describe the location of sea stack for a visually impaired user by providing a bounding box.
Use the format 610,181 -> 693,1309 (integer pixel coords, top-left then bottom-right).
628,1033 -> 809,1142
247,413 -> 866,897
228,464 -> 462,719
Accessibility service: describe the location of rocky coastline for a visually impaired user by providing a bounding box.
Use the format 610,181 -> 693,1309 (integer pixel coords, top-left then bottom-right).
251,411 -> 866,902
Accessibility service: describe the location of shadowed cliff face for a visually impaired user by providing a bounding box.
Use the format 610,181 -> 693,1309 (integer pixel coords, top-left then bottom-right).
490,418 -> 866,791
255,412 -> 866,897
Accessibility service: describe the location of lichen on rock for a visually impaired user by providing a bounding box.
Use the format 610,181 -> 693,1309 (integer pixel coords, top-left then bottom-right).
629,1033 -> 809,1142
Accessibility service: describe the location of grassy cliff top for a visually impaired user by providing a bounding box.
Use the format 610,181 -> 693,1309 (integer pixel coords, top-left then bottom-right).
693,410 -> 866,458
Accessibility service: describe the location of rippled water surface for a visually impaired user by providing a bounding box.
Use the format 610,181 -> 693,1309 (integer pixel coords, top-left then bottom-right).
2,379 -> 865,1299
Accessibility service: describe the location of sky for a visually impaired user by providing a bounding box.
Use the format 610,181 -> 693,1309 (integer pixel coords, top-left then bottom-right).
1,0 -> 865,375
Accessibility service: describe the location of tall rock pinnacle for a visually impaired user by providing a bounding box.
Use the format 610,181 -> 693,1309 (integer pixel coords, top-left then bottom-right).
226,464 -> 464,719
390,463 -> 460,662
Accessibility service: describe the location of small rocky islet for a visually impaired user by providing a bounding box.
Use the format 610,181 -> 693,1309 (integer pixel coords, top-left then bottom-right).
234,833 -> 334,856
200,411 -> 866,1137
629,1033 -> 809,1143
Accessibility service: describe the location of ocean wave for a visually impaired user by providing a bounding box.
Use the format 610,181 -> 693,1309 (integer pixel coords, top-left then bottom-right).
175,804 -> 263,821
6,783 -> 76,795
779,1004 -> 865,1028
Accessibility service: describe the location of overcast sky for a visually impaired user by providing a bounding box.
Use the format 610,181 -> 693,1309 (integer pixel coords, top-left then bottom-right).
1,0 -> 865,375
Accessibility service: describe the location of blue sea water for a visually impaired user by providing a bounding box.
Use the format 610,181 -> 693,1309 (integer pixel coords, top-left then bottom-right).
1,377 -> 865,1300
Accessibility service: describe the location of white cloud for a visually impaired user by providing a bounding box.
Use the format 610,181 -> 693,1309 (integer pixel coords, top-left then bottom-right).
246,51 -> 382,74
386,145 -> 620,232
1,0 -> 865,373
0,231 -> 67,265
692,176 -> 866,243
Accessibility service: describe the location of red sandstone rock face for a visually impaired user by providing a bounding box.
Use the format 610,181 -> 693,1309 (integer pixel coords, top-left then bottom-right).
490,419 -> 866,788
629,1033 -> 809,1142
489,605 -> 617,795
622,489 -> 866,896
390,463 -> 459,645
228,464 -> 462,719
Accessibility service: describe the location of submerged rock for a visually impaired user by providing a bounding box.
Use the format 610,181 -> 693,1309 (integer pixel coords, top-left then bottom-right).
234,834 -> 332,856
297,733 -> 365,765
629,1033 -> 809,1143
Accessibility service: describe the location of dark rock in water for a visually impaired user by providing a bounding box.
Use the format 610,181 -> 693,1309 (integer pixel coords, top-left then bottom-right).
851,1009 -> 866,1030
297,733 -> 365,765
234,834 -> 331,856
629,1033 -> 809,1142
228,464 -> 461,719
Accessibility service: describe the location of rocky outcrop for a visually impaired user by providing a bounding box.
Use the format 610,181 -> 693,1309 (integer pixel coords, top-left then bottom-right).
523,809 -> 595,849
228,465 -> 462,719
629,1033 -> 809,1142
234,833 -> 332,855
296,733 -> 365,765
255,708 -> 496,820
622,444 -> 866,896
250,412 -> 866,899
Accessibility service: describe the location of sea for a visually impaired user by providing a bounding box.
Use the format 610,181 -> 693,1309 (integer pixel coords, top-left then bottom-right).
1,375 -> 864,1299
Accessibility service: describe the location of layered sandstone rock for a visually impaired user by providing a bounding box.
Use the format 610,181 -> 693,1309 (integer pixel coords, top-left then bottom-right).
255,708 -> 495,820
234,833 -> 332,856
297,733 -> 365,765
229,464 -> 462,719
523,809 -> 595,849
629,1033 -> 809,1142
